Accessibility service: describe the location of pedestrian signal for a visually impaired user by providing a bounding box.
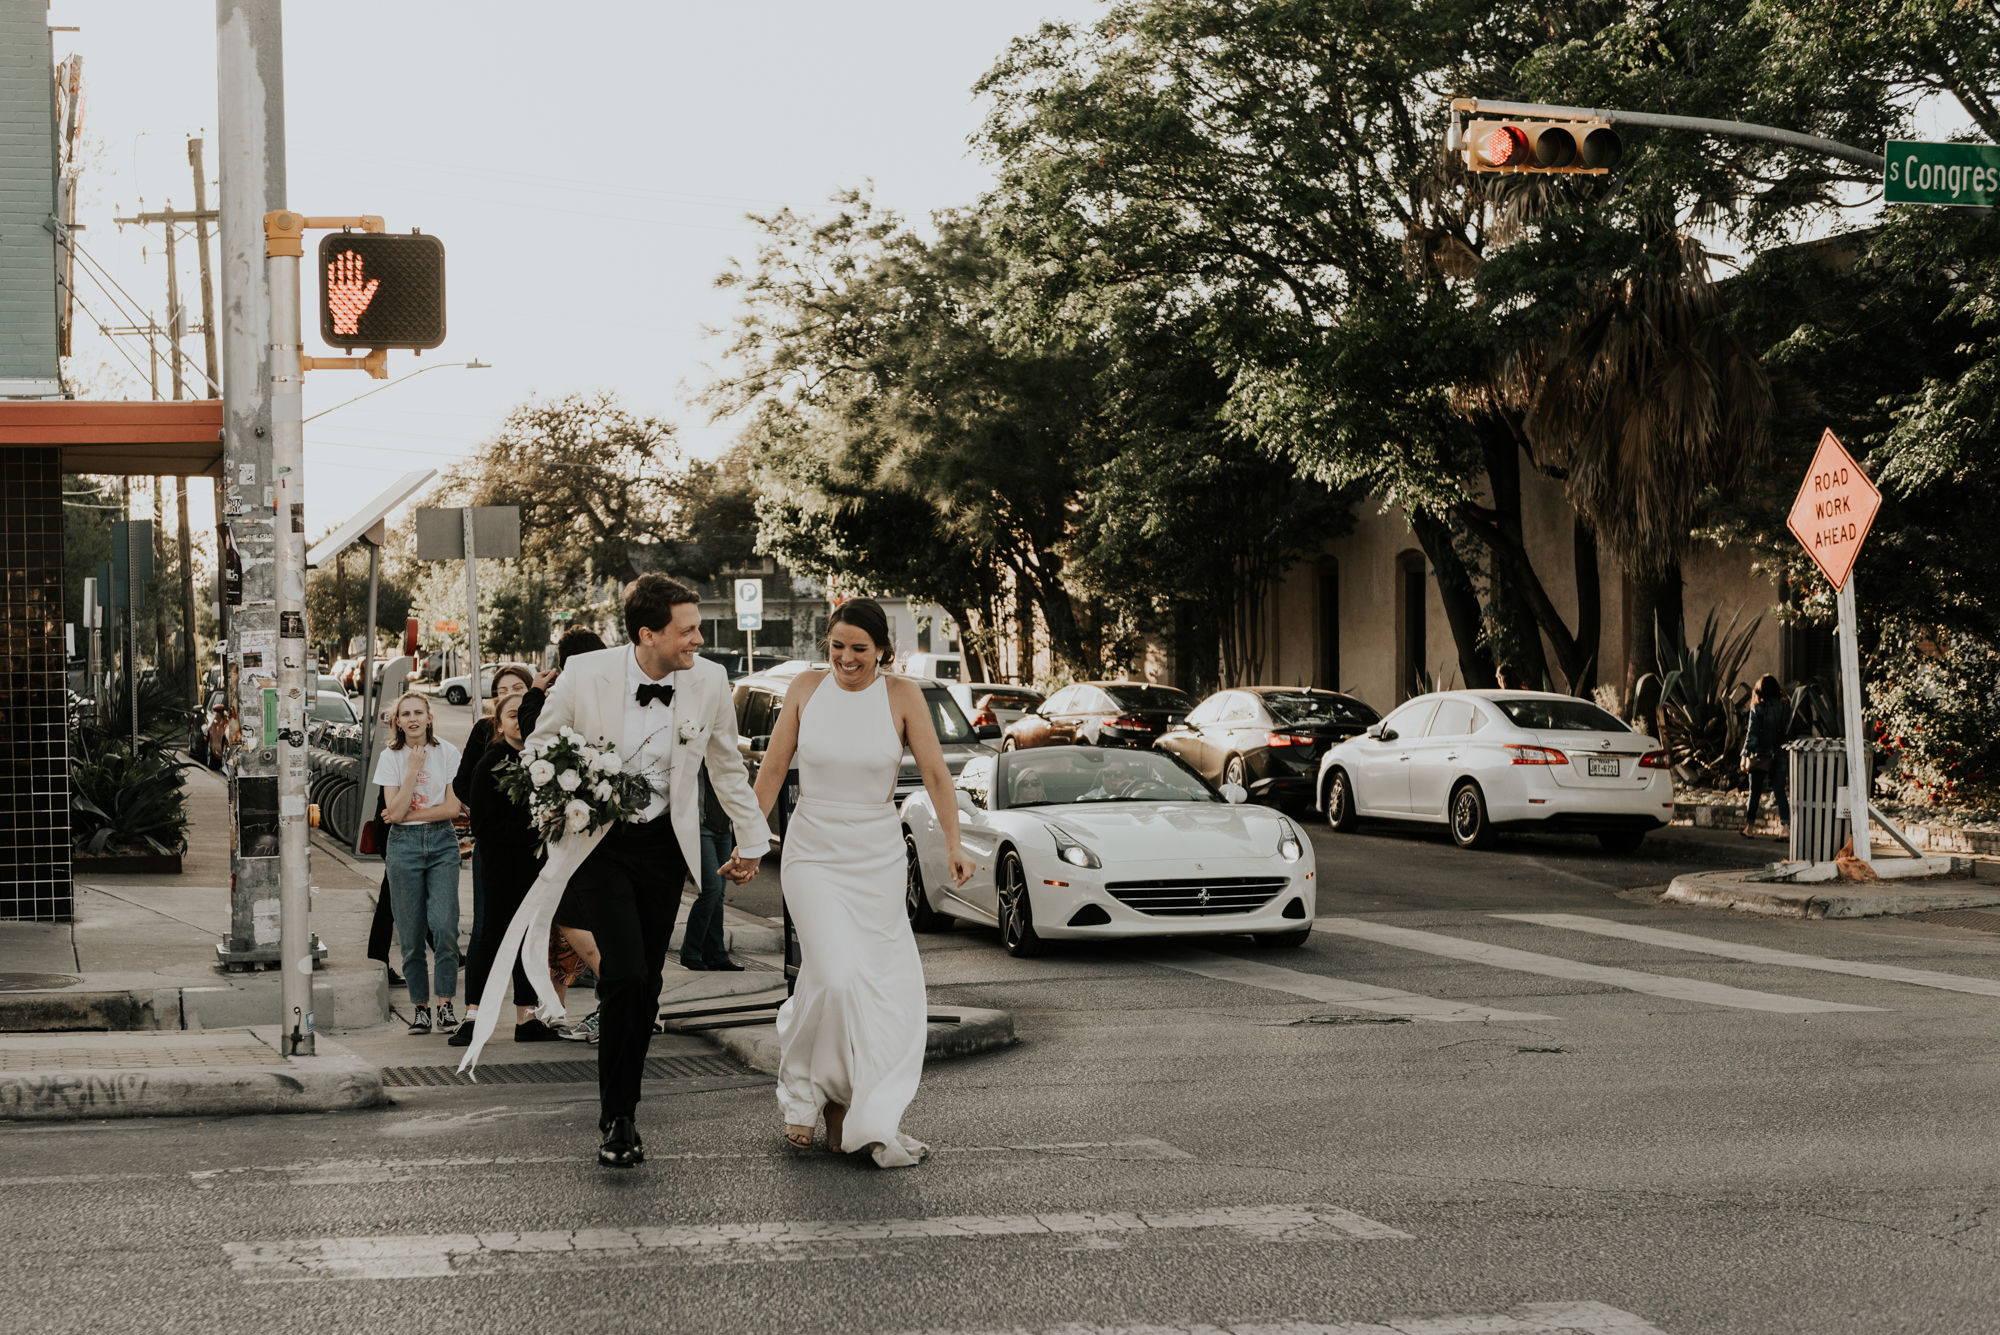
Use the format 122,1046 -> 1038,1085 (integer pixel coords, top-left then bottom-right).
1460,118 -> 1621,174
317,232 -> 446,350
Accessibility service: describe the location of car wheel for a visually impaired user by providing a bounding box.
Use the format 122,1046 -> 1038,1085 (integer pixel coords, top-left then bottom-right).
1323,768 -> 1360,832
1253,927 -> 1312,948
1449,780 -> 1496,850
444,686 -> 468,706
1223,754 -> 1247,789
1598,829 -> 1647,855
905,832 -> 955,932
996,849 -> 1046,957
1000,736 -> 1018,752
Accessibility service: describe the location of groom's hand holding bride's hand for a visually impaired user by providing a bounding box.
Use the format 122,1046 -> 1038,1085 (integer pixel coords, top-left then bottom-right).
720,850 -> 762,883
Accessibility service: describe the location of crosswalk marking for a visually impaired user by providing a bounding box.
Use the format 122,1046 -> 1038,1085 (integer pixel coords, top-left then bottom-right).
882,1302 -> 1670,1335
1315,918 -> 1884,1014
1147,946 -> 1558,1023
1498,913 -> 2000,999
224,1202 -> 1413,1281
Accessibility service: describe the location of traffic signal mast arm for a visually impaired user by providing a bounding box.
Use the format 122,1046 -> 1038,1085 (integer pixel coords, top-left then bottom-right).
1451,98 -> 1885,173
264,211 -> 392,378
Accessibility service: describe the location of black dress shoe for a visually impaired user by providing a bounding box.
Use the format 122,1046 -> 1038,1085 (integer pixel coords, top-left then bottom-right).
677,959 -> 710,971
598,1117 -> 643,1168
705,959 -> 746,972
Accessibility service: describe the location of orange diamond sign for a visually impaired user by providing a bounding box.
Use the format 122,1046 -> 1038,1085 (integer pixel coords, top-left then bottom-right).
1786,429 -> 1881,592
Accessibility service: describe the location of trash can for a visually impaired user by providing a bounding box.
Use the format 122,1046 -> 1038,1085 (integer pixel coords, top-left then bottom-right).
1788,737 -> 1848,863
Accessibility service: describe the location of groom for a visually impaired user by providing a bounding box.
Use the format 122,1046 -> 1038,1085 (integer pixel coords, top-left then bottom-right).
524,574 -> 770,1167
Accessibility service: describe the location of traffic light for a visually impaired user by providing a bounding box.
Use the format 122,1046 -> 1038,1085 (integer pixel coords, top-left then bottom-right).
317,231 -> 446,350
1457,117 -> 1621,174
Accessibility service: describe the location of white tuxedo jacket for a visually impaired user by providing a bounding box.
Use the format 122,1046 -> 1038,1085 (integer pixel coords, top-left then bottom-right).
523,646 -> 770,879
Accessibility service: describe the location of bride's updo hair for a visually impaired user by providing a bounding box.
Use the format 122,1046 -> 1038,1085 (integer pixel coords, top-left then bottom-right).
827,597 -> 895,668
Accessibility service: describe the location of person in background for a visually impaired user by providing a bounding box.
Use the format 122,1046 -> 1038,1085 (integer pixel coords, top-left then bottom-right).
375,691 -> 464,1035
680,765 -> 746,971
517,627 -> 607,737
455,664 -> 535,1037
1496,663 -> 1526,690
1741,674 -> 1793,840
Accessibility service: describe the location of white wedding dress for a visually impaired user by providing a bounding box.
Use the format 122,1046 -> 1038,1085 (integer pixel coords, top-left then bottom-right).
774,674 -> 929,1167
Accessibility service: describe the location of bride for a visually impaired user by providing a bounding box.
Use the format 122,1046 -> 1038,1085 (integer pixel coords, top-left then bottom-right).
751,598 -> 974,1167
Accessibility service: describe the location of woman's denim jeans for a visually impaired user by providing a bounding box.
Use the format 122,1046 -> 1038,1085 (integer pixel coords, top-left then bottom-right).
681,824 -> 732,966
385,820 -> 461,1005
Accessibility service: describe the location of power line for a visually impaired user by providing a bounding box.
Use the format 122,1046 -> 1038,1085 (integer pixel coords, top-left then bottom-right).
298,142 -> 801,210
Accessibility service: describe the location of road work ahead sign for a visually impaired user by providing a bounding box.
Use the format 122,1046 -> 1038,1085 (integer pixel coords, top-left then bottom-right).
1885,139 -> 2000,207
1786,430 -> 1881,592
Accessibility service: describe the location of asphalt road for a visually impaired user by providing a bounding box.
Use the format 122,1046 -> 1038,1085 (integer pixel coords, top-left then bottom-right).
42,726 -> 1999,1333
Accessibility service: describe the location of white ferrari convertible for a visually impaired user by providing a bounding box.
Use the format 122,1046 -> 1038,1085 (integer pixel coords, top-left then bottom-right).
900,745 -> 1316,956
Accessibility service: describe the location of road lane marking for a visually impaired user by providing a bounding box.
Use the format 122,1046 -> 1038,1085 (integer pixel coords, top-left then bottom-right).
1315,918 -> 1884,1014
1498,913 -> 2000,999
881,1302 -> 1669,1334
192,1139 -> 1194,1185
224,1202 -> 1412,1281
1146,946 -> 1559,1023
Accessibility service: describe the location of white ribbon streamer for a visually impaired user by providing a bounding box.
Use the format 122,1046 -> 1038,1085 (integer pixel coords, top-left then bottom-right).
454,822 -> 613,1079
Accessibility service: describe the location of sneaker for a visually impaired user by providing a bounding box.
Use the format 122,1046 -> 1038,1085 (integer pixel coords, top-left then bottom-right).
559,1009 -> 601,1043
407,1004 -> 433,1035
514,1018 -> 561,1042
434,1000 -> 457,1030
446,1020 -> 476,1047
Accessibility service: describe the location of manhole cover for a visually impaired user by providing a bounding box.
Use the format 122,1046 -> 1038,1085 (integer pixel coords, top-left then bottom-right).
381,1053 -> 750,1088
1288,1013 -> 1413,1027
0,973 -> 82,992
1907,909 -> 2000,934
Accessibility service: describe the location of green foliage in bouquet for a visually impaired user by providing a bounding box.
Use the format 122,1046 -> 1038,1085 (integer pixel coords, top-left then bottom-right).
493,726 -> 655,848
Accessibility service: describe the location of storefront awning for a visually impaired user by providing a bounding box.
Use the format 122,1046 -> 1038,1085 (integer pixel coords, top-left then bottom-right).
0,400 -> 226,476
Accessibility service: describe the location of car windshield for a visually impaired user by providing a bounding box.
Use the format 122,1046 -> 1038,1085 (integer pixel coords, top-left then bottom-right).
1101,685 -> 1194,712
998,748 -> 1217,808
921,687 -> 974,744
1264,692 -> 1378,726
311,693 -> 357,724
980,690 -> 1042,710
1497,698 -> 1631,732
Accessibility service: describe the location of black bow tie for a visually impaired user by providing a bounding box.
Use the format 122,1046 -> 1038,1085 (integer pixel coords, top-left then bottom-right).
635,681 -> 674,709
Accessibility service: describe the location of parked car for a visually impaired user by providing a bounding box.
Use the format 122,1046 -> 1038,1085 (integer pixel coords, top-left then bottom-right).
699,649 -> 788,680
189,689 -> 228,767
437,662 -> 534,706
902,745 -> 1314,955
1316,689 -> 1672,854
341,658 -> 393,694
311,689 -> 359,725
732,668 -> 998,841
1155,687 -> 1380,811
901,652 -> 962,681
1001,681 -> 1195,752
947,683 -> 1045,732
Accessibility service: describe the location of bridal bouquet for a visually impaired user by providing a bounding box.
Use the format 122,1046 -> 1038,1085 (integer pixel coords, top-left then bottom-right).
493,727 -> 654,847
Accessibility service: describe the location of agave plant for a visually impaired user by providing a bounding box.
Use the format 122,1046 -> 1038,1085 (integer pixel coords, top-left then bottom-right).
1655,609 -> 1761,786
69,732 -> 193,857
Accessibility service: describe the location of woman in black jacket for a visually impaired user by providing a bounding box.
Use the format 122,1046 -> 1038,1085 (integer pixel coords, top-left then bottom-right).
1740,674 -> 1793,839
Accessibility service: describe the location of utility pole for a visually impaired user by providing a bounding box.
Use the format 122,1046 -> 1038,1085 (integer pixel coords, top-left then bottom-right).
191,137 -> 227,651
217,0 -> 317,1053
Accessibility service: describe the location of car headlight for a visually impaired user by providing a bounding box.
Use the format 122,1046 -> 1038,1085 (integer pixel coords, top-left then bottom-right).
1278,819 -> 1304,863
1050,827 -> 1101,869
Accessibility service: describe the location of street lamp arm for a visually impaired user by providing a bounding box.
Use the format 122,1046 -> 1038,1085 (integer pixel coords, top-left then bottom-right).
302,358 -> 490,423
1452,98 -> 1886,171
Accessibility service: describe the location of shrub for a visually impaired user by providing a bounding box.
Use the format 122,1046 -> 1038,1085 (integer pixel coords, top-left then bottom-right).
69,733 -> 193,857
1869,624 -> 2000,807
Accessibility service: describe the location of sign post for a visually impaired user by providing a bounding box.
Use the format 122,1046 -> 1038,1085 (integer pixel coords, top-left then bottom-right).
735,577 -> 764,671
1785,430 -> 1884,865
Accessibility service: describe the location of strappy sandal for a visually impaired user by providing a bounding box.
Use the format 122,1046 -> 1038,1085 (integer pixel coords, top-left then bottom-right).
783,1124 -> 814,1150
824,1102 -> 847,1154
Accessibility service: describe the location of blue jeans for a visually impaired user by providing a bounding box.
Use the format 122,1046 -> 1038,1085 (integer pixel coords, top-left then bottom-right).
385,820 -> 462,1005
681,824 -> 732,965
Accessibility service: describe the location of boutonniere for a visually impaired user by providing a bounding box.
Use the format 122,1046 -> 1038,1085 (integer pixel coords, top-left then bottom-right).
677,717 -> 702,746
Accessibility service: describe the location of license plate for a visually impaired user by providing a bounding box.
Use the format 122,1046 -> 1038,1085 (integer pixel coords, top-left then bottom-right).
1587,756 -> 1620,777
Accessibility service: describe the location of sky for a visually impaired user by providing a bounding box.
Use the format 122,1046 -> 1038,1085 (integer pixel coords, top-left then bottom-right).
52,0 -> 1105,543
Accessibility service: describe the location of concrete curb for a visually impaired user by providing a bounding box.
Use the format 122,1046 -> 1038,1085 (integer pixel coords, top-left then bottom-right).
1664,868 -> 2000,919
698,1005 -> 1016,1075
0,964 -> 391,1035
0,1028 -> 385,1122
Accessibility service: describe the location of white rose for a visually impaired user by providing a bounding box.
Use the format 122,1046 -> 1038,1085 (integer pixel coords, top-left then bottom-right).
591,750 -> 616,773
564,799 -> 592,832
528,759 -> 556,787
579,745 -> 599,767
560,726 -> 576,740
556,769 -> 582,792
593,780 -> 613,800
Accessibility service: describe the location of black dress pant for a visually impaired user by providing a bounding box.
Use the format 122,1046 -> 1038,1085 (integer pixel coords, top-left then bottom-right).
572,817 -> 688,1122
464,867 -> 541,1008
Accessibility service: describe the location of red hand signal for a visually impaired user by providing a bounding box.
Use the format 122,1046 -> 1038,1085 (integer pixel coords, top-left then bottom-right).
327,249 -> 381,336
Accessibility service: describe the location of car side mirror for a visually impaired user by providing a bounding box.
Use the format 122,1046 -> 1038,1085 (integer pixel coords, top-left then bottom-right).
974,723 -> 1002,741
1219,782 -> 1248,804
749,735 -> 771,752
1368,725 -> 1396,742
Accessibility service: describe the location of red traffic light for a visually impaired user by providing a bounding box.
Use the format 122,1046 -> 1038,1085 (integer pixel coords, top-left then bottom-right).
1462,118 -> 1620,175
1483,125 -> 1531,167
317,232 -> 446,351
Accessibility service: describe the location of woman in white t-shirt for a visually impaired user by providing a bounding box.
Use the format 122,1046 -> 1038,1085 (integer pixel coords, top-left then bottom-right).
373,691 -> 464,1035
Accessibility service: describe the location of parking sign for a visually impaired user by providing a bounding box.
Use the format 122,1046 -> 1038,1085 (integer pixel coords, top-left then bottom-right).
735,578 -> 764,631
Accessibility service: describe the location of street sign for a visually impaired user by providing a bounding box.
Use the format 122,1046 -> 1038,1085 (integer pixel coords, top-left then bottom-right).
415,506 -> 521,561
735,577 -> 764,631
434,619 -> 459,635
1786,429 -> 1882,592
317,232 -> 446,350
1885,139 -> 2000,207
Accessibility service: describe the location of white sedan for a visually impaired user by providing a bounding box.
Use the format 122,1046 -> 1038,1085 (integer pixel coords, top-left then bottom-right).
1315,690 -> 1673,853
437,662 -> 534,706
901,746 -> 1316,956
